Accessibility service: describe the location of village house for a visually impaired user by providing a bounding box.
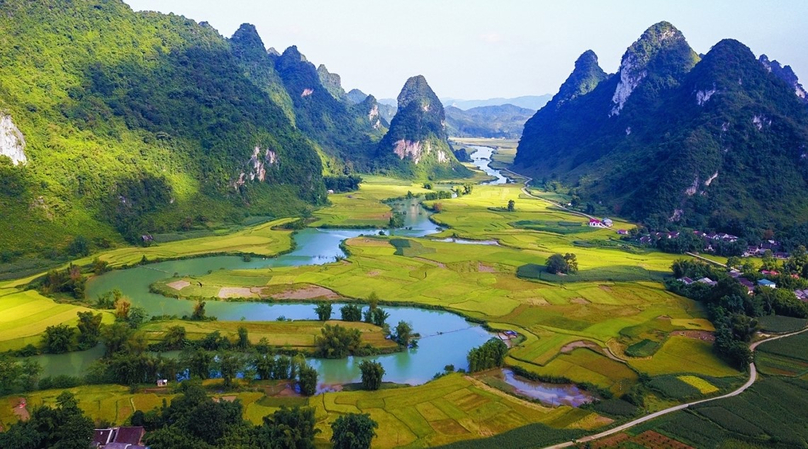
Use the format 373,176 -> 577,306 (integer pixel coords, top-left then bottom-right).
758,279 -> 777,289
738,278 -> 756,294
696,277 -> 718,287
91,426 -> 146,449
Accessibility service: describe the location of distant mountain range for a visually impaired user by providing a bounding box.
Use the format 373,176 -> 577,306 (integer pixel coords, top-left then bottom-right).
445,104 -> 535,139
440,95 -> 551,111
516,21 -> 808,237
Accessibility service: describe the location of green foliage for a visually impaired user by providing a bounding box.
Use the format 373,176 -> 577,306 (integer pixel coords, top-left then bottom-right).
467,338 -> 508,373
0,356 -> 42,395
256,406 -> 320,449
297,364 -> 318,397
393,320 -> 413,347
0,0 -> 326,255
314,324 -> 365,358
340,304 -> 363,322
359,360 -> 385,391
625,339 -> 662,357
545,253 -> 578,274
331,413 -> 378,449
76,311 -> 102,350
42,323 -> 75,354
314,303 -> 333,321
324,175 -> 362,193
0,392 -> 94,449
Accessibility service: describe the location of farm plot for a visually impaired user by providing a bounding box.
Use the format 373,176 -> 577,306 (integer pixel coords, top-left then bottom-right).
139,319 -> 397,352
310,374 -> 601,448
0,289 -> 114,352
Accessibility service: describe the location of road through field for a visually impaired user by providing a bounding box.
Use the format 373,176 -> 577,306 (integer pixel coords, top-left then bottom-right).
542,326 -> 808,448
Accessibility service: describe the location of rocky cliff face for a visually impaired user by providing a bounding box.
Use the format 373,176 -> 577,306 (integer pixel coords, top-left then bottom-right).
0,114 -> 26,165
760,54 -> 808,104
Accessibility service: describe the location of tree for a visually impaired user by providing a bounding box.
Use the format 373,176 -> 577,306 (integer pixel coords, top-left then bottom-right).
43,323 -> 74,354
257,406 -> 320,449
191,300 -> 207,320
297,364 -> 318,397
163,325 -> 187,349
114,296 -> 132,321
218,352 -> 243,388
127,306 -> 147,328
340,304 -> 362,322
394,321 -> 413,347
314,324 -> 363,358
100,322 -> 133,357
67,235 -> 90,257
237,326 -> 250,349
507,199 -> 515,212
563,253 -> 578,273
76,311 -> 102,349
359,360 -> 385,391
0,392 -> 94,449
545,253 -> 568,274
19,359 -> 42,392
0,356 -> 22,395
331,413 -> 378,449
314,303 -> 332,321
467,338 -> 508,372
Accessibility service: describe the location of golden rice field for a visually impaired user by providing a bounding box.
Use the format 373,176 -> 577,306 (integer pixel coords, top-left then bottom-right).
0,288 -> 114,352
139,319 -> 397,352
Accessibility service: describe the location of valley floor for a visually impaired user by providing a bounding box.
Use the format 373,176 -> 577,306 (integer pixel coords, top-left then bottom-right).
1,139 -> 790,448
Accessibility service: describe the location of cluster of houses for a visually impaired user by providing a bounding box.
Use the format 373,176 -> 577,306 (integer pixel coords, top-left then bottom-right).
91,426 -> 146,449
588,218 -> 613,228
743,240 -> 790,259
677,269 -> 778,295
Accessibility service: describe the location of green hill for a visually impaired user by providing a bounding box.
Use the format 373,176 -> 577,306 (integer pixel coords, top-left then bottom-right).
444,104 -> 535,139
516,22 -> 808,237
0,0 -> 327,259
376,76 -> 472,179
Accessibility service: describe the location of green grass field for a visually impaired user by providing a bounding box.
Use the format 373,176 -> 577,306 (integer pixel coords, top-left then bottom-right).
72,218 -> 296,269
0,289 -> 114,352
139,319 -> 398,352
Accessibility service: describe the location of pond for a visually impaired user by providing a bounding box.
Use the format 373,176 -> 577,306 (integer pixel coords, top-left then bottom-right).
500,369 -> 595,407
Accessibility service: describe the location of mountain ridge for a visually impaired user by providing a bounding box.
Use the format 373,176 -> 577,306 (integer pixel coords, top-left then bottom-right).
516,22 -> 808,236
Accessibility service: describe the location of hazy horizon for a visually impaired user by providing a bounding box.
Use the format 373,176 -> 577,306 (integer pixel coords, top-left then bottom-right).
124,0 -> 808,101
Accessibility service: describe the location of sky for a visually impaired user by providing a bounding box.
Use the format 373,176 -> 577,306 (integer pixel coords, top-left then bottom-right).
124,0 -> 808,101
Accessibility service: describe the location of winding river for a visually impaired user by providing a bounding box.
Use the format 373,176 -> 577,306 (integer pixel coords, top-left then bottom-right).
35,147 -> 593,404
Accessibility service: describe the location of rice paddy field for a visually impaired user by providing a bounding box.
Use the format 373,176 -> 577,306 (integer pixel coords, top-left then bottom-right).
0,374 -> 605,447
0,143 -> 752,446
311,176 -> 436,228
139,319 -> 398,352
157,180 -> 737,394
71,218 -> 297,269
623,331 -> 808,448
0,288 -> 114,352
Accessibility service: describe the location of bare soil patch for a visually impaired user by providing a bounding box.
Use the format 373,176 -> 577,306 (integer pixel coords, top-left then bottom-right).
560,340 -> 601,354
671,330 -> 715,342
477,263 -> 495,273
167,280 -> 191,290
274,285 -> 340,300
570,297 -> 590,305
12,398 -> 29,421
218,287 -> 257,299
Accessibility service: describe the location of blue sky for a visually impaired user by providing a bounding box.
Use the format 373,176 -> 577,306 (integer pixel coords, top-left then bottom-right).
125,0 -> 808,100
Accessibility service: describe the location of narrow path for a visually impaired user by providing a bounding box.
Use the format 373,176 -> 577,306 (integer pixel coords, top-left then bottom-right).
685,252 -> 727,268
542,326 -> 808,449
